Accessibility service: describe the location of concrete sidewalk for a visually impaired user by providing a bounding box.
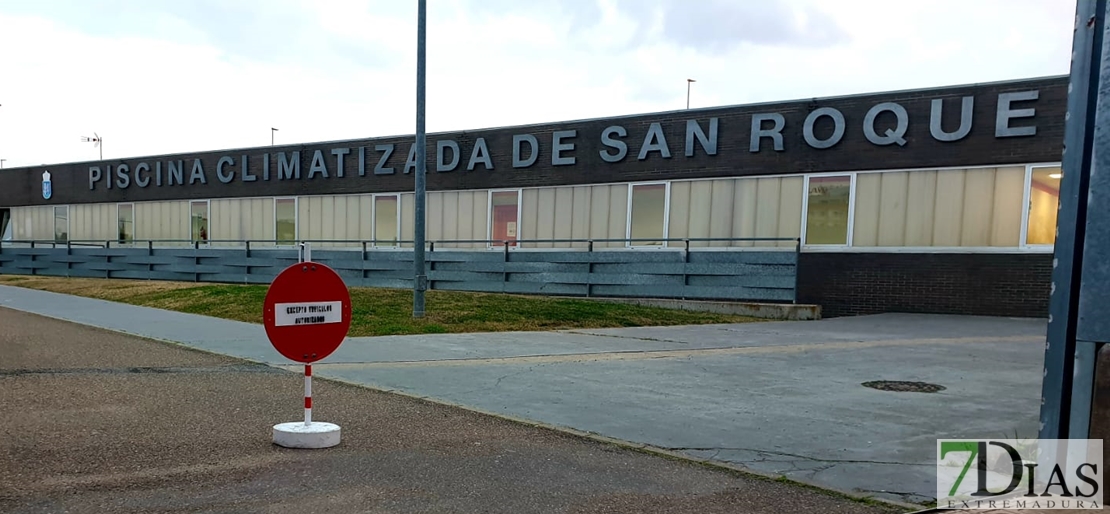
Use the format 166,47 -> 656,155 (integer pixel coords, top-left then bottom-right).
0,284 -> 1048,507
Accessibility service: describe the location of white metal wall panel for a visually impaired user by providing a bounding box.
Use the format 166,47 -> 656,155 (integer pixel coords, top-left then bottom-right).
877,171 -> 910,246
904,170 -> 938,247
991,166 -> 1025,247
667,181 -> 691,242
961,168 -> 996,247
400,193 -> 414,248
732,179 -> 758,247
606,184 -> 627,248
777,176 -> 803,247
569,186 -> 591,248
852,173 -> 881,246
932,169 -> 966,246
708,179 -> 735,247
754,177 -> 782,245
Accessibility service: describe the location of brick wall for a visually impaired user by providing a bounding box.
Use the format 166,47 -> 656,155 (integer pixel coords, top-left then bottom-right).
797,252 -> 1052,318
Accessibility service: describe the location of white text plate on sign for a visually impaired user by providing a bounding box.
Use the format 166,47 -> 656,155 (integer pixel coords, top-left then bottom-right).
274,301 -> 343,327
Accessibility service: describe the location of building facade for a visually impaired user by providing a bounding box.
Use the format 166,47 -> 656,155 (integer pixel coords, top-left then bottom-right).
0,75 -> 1067,317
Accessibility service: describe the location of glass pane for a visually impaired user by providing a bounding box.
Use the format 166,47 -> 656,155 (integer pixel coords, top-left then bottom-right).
629,184 -> 666,245
190,201 -> 209,243
54,206 -> 68,242
275,198 -> 297,244
374,196 -> 399,246
490,191 -> 519,246
1027,167 -> 1061,245
805,175 -> 852,245
118,204 -> 133,242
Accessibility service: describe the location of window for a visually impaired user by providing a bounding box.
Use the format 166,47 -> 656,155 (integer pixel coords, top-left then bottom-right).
53,205 -> 68,243
627,183 -> 669,247
488,190 -> 520,247
373,195 -> 399,246
804,175 -> 853,245
275,197 -> 297,245
1025,166 -> 1061,246
117,203 -> 134,243
190,200 -> 209,243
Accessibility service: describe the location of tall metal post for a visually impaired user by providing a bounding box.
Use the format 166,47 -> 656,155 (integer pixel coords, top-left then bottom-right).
1039,0 -> 1103,442
412,0 -> 428,318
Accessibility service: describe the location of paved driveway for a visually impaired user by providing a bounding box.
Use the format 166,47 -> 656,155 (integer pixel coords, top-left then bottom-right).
303,313 -> 1045,505
0,284 -> 1047,505
2,308 -> 902,514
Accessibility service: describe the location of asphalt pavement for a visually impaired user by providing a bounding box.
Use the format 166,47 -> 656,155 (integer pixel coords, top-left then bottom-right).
0,283 -> 1049,508
0,307 -> 905,514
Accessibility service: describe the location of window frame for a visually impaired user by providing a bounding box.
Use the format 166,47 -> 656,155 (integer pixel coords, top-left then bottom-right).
53,205 -> 69,243
625,181 -> 671,249
273,196 -> 299,247
189,199 -> 211,246
800,172 -> 857,248
486,188 -> 523,249
116,202 -> 135,244
1021,163 -> 1062,249
372,193 -> 402,248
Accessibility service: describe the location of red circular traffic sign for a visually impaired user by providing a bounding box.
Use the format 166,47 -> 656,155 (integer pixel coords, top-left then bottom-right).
263,262 -> 353,363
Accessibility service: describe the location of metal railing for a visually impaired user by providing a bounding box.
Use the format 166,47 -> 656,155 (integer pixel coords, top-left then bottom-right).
0,236 -> 801,303
1,236 -> 800,252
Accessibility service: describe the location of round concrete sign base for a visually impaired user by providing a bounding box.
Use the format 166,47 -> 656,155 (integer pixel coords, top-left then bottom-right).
273,422 -> 341,449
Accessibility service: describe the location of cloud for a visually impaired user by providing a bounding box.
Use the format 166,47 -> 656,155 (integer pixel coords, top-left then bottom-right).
0,0 -> 1076,169
614,0 -> 851,54
0,0 -> 396,69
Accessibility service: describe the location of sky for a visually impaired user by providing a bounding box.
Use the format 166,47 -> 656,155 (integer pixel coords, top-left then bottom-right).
0,0 -> 1078,168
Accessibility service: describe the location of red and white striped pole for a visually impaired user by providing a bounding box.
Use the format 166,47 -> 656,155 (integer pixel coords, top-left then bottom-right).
304,364 -> 312,425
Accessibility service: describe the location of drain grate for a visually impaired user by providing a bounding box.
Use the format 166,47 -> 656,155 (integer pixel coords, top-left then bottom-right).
861,380 -> 945,393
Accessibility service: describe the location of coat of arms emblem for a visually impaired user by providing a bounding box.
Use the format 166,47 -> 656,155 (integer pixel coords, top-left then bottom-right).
42,171 -> 52,200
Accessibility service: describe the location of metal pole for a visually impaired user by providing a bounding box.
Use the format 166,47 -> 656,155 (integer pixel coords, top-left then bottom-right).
1039,0 -> 1103,442
304,364 -> 312,426
413,0 -> 428,318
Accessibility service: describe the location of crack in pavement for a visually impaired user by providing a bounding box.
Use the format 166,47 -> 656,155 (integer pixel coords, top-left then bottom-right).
0,364 -> 281,376
856,488 -> 935,503
561,330 -> 691,345
450,367 -> 538,396
665,446 -> 930,467
301,335 -> 1039,370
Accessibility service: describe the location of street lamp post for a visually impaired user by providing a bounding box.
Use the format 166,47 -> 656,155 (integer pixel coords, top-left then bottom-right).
81,133 -> 102,160
272,127 -> 278,146
413,0 -> 428,318
686,79 -> 696,109
0,159 -> 6,169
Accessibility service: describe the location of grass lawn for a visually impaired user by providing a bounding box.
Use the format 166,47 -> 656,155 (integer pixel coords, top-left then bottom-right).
0,276 -> 761,336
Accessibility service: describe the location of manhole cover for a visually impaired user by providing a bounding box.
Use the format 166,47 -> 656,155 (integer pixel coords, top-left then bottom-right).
861,380 -> 945,393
